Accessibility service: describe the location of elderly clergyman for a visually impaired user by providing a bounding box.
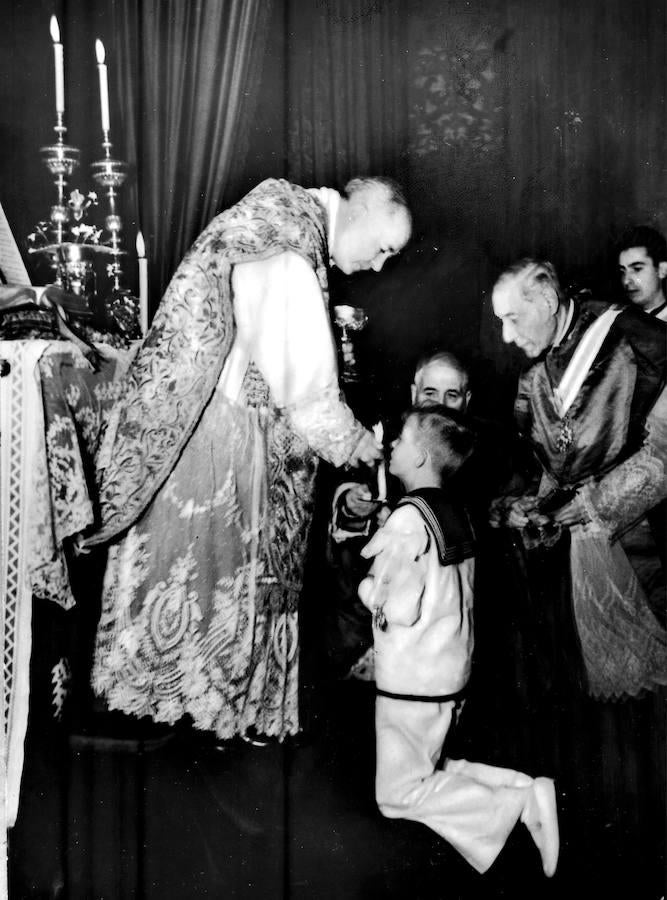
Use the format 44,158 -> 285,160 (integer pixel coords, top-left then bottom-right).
490,258 -> 667,699
87,176 -> 411,743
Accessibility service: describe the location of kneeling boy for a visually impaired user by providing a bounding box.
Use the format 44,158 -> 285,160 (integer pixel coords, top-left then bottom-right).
359,406 -> 559,876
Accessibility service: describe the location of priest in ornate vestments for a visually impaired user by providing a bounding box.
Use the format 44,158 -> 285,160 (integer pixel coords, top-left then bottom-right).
85,177 -> 412,741
490,259 -> 667,700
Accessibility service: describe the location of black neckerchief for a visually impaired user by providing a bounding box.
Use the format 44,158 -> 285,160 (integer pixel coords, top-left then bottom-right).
397,487 -> 475,566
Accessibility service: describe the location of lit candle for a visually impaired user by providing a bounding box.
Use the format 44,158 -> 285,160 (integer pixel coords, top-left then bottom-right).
95,39 -> 110,133
50,16 -> 65,114
136,231 -> 149,335
372,422 -> 387,501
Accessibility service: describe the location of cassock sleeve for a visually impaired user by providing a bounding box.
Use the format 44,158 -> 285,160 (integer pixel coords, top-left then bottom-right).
232,251 -> 366,467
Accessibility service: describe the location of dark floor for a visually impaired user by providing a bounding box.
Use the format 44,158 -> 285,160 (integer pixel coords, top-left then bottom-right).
9,670 -> 666,899
8,534 -> 667,900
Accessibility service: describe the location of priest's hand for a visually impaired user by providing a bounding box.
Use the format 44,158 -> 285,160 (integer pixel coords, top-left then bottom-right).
348,430 -> 383,467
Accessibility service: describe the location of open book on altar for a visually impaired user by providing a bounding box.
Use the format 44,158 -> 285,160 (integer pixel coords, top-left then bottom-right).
0,202 -> 97,340
0,201 -> 30,286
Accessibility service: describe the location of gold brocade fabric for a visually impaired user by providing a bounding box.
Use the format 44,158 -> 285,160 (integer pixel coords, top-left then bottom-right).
88,179 -> 331,547
515,303 -> 667,699
91,181 -> 366,739
93,365 -> 321,739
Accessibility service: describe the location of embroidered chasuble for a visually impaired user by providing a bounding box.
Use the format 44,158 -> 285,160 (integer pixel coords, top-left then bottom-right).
90,179 -> 365,739
515,301 -> 667,699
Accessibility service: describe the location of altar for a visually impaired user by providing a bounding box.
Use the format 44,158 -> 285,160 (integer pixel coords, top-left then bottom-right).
0,338 -> 134,890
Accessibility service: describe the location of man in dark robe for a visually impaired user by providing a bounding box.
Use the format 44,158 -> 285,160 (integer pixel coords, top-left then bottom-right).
490,258 -> 666,699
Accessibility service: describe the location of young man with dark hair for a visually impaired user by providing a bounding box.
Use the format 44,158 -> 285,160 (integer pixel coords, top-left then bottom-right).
617,225 -> 667,320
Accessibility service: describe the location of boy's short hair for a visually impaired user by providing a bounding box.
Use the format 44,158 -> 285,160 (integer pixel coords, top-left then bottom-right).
405,405 -> 475,480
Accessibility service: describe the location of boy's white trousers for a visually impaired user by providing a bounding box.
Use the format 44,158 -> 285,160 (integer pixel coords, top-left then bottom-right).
375,695 -> 533,873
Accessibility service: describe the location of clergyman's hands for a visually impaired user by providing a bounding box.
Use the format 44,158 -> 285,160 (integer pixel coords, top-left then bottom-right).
343,484 -> 382,518
348,429 -> 383,467
489,494 -> 549,529
506,495 -> 548,529
552,496 -> 590,527
490,491 -> 590,533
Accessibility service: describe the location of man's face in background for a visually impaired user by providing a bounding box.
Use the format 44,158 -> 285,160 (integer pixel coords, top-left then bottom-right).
619,246 -> 667,313
412,361 -> 470,412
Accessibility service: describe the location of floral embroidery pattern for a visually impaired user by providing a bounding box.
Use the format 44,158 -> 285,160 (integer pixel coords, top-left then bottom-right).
409,17 -> 505,157
28,344 -> 133,609
93,378 -> 323,739
92,183 -> 363,740
90,179 -> 331,546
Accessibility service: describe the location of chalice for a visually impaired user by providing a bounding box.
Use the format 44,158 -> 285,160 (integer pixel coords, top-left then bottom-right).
333,305 -> 368,382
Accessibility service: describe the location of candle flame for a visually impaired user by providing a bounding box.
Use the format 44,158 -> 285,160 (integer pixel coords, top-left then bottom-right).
95,39 -> 106,64
136,231 -> 145,257
50,16 -> 61,43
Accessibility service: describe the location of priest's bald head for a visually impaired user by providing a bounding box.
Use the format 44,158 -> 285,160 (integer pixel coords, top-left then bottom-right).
330,177 -> 412,276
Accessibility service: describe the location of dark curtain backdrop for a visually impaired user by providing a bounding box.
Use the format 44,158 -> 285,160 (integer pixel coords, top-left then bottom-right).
285,0 -> 410,189
500,0 -> 667,273
110,0 -> 274,304
397,0 -> 667,269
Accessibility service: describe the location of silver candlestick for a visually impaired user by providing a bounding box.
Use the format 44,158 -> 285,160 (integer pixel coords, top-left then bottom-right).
91,133 -> 140,338
30,114 -> 111,304
32,114 -> 96,296
91,132 -> 129,294
39,114 -> 80,250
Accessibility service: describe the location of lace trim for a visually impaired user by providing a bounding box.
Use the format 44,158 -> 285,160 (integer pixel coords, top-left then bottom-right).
283,380 -> 366,468
570,530 -> 667,699
578,444 -> 666,535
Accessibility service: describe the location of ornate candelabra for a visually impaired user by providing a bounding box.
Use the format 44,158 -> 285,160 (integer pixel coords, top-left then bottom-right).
91,133 -> 128,292
30,115 -> 102,300
25,25 -> 144,341
39,114 -> 79,248
27,117 -> 140,339
90,131 -> 137,334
